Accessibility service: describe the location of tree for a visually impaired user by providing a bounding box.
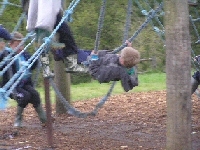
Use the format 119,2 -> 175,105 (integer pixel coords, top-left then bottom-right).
165,0 -> 192,149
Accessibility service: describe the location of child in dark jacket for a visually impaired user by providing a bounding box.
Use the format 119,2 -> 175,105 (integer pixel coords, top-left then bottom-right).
88,41 -> 140,92
0,31 -> 47,127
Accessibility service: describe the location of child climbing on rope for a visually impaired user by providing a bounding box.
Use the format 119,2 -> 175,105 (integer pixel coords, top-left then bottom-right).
88,40 -> 140,92
0,31 -> 47,127
24,0 -> 86,72
24,0 -> 78,56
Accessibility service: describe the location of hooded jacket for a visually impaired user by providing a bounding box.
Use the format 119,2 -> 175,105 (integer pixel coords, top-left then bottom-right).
89,51 -> 138,92
0,48 -> 38,88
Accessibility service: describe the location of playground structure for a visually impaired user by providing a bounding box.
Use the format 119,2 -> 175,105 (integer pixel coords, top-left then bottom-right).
0,0 -> 164,147
0,0 -> 199,149
0,0 -> 164,116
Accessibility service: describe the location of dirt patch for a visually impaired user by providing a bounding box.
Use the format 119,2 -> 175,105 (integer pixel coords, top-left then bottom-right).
0,91 -> 200,150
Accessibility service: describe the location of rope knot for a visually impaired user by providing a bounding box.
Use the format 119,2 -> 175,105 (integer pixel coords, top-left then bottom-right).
141,10 -> 148,16
0,88 -> 6,93
44,37 -> 52,46
21,62 -> 28,67
64,10 -> 73,22
148,9 -> 156,19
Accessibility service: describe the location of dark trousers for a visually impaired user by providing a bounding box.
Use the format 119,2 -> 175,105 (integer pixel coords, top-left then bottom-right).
193,71 -> 200,83
16,84 -> 41,108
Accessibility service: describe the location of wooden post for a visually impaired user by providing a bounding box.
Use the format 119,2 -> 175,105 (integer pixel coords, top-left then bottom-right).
151,56 -> 157,69
44,76 -> 53,147
54,61 -> 71,114
41,53 -> 53,147
41,53 -> 54,147
54,0 -> 71,114
37,29 -> 54,147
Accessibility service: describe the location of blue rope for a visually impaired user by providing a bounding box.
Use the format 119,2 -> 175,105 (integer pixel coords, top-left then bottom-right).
0,0 -> 81,109
64,0 -> 78,22
47,2 -> 163,118
6,49 -> 43,98
2,0 -> 81,90
0,32 -> 35,71
12,12 -> 27,32
0,0 -> 21,7
40,0 -> 81,53
135,0 -> 144,12
1,38 -> 36,90
112,2 -> 163,54
143,0 -> 164,29
0,1 -> 6,16
94,0 -> 134,117
3,39 -> 46,100
0,88 -> 6,109
0,34 -> 44,106
0,0 -> 21,16
39,0 -> 121,118
135,0 -> 165,43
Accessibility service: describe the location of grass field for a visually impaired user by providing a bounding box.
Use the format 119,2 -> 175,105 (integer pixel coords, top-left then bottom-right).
7,72 -> 166,107
70,72 -> 166,101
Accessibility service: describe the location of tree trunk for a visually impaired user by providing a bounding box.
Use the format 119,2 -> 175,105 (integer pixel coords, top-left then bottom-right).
54,0 -> 71,114
165,0 -> 192,150
54,61 -> 71,114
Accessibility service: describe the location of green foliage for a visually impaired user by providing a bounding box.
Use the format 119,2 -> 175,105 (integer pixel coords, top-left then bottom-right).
1,0 -> 26,33
71,73 -> 91,85
70,2 -> 99,49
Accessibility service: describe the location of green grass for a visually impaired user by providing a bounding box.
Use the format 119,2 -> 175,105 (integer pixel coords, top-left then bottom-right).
70,72 -> 166,101
8,72 -> 166,107
134,72 -> 166,92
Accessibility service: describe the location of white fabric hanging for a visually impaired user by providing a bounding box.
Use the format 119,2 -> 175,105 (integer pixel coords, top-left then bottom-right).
26,0 -> 61,32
